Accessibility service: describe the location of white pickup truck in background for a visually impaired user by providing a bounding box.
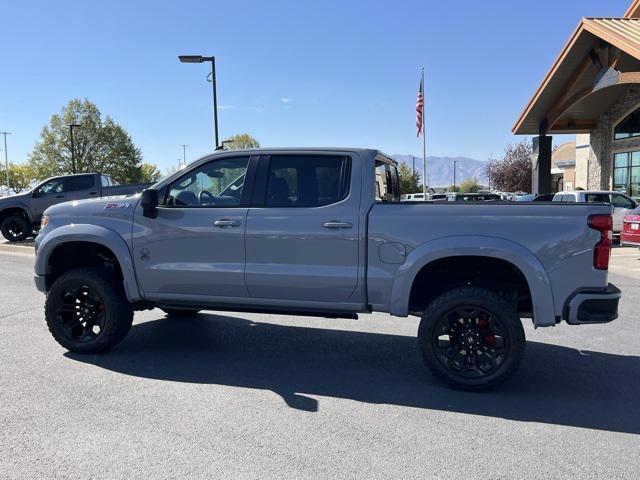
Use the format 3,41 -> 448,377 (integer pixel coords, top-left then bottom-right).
553,190 -> 638,234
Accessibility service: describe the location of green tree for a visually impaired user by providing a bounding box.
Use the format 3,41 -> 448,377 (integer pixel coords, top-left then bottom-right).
398,163 -> 421,194
459,177 -> 482,193
0,163 -> 37,193
28,99 -> 146,183
139,163 -> 162,183
447,185 -> 461,193
223,133 -> 260,150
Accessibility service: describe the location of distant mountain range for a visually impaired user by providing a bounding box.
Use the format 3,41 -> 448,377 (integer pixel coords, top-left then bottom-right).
392,155 -> 488,188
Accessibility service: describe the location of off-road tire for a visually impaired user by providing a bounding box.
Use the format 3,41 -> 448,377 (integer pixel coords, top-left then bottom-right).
1,215 -> 31,242
45,267 -> 133,353
418,287 -> 526,391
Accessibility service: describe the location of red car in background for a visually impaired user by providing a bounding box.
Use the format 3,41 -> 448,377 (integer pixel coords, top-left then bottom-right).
621,206 -> 640,248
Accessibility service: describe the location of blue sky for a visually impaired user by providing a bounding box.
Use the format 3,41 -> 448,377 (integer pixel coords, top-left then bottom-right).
0,0 -> 632,171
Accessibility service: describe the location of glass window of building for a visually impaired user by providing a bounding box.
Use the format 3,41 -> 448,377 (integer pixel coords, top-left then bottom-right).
613,151 -> 640,199
614,107 -> 640,140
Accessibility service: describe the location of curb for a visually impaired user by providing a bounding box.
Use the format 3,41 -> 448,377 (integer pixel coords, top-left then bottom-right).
0,243 -> 35,256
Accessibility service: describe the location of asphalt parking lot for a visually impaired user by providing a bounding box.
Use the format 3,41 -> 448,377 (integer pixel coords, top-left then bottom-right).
0,246 -> 639,479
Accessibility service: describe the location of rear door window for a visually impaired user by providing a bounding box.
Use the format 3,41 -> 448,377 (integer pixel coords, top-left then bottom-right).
266,155 -> 350,207
585,193 -> 610,203
64,175 -> 95,192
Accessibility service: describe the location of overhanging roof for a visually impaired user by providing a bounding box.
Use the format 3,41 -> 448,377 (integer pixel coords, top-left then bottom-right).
513,18 -> 640,135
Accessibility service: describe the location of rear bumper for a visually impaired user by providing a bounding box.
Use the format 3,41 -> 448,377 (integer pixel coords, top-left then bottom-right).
564,284 -> 621,325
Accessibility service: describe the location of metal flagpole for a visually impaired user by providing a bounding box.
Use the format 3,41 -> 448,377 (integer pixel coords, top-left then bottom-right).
421,68 -> 427,197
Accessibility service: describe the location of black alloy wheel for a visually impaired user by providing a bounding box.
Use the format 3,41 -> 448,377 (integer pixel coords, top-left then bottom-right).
54,284 -> 106,344
432,306 -> 509,378
418,287 -> 525,390
1,215 -> 31,241
45,268 -> 133,353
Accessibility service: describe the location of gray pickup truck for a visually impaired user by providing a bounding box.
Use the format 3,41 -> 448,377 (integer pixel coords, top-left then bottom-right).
0,173 -> 151,242
33,149 -> 621,390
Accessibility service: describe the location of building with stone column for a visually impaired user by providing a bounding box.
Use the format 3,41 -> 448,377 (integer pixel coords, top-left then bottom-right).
514,0 -> 640,200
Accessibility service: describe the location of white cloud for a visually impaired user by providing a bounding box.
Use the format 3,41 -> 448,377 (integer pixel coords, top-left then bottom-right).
218,105 -> 236,110
280,97 -> 293,103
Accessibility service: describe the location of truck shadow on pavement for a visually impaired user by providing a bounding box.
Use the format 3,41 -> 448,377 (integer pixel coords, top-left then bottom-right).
66,313 -> 640,434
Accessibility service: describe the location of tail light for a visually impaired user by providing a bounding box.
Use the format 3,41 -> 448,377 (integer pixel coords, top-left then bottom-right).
588,214 -> 613,270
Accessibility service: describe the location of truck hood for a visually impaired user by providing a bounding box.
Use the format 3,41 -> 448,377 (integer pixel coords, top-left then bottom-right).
0,191 -> 31,206
45,195 -> 140,219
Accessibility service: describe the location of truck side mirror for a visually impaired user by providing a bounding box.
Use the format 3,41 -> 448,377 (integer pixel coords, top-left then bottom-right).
32,189 -> 40,198
140,189 -> 159,219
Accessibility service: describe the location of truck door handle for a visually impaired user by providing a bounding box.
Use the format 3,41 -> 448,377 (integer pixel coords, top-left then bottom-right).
322,221 -> 353,229
213,219 -> 241,228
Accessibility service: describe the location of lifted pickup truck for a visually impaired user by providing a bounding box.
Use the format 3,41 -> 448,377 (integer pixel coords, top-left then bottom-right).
0,173 -> 151,241
34,149 -> 621,390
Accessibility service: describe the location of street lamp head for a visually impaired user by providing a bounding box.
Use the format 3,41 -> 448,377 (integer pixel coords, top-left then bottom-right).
67,123 -> 81,128
179,55 -> 204,63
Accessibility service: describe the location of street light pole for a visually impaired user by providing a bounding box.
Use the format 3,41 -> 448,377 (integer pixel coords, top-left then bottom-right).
0,132 -> 11,195
178,55 -> 220,150
210,57 -> 219,150
67,123 -> 81,173
453,160 -> 459,190
180,144 -> 188,166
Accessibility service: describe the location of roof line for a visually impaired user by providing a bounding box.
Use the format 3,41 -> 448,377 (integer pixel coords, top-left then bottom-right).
512,18 -> 640,134
512,20 -> 586,134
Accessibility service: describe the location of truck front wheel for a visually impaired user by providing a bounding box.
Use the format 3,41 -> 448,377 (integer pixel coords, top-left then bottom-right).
1,215 -> 31,242
418,287 -> 525,390
45,268 -> 133,353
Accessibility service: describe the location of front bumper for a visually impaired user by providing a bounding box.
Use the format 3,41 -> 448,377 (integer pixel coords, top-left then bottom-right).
564,284 -> 621,325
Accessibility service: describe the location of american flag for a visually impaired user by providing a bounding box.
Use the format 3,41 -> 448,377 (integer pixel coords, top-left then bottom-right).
416,76 -> 424,137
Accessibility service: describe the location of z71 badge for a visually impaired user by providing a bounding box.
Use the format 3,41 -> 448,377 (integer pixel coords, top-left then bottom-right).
104,202 -> 131,210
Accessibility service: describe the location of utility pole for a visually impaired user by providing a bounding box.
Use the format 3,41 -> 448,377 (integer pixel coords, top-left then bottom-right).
412,156 -> 415,176
180,144 -> 188,166
0,132 -> 11,195
67,123 -> 81,173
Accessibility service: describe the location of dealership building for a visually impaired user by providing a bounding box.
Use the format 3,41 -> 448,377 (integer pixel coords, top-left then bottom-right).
514,0 -> 640,199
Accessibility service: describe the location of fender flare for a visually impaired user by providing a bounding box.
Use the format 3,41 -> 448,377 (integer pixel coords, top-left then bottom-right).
389,235 -> 556,327
35,224 -> 142,302
0,202 -> 34,223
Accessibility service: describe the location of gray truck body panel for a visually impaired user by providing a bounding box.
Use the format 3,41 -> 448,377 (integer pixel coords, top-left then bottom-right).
0,173 -> 150,224
34,148 -> 618,327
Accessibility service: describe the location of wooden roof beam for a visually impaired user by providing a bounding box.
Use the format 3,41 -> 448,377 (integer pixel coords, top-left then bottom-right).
625,0 -> 640,18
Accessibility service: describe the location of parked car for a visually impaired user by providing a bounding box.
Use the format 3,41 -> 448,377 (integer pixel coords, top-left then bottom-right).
0,173 -> 152,241
35,148 -> 620,390
446,192 -> 502,202
401,193 -> 427,202
516,193 -> 555,202
621,206 -> 640,248
553,190 -> 638,234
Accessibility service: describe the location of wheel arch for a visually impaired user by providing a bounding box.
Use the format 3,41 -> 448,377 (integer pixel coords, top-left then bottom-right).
389,236 -> 556,327
36,224 -> 141,302
0,205 -> 33,224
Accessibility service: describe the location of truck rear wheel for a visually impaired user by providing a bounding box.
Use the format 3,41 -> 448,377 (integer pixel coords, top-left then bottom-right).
418,287 -> 525,390
45,268 -> 133,353
1,215 -> 31,242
